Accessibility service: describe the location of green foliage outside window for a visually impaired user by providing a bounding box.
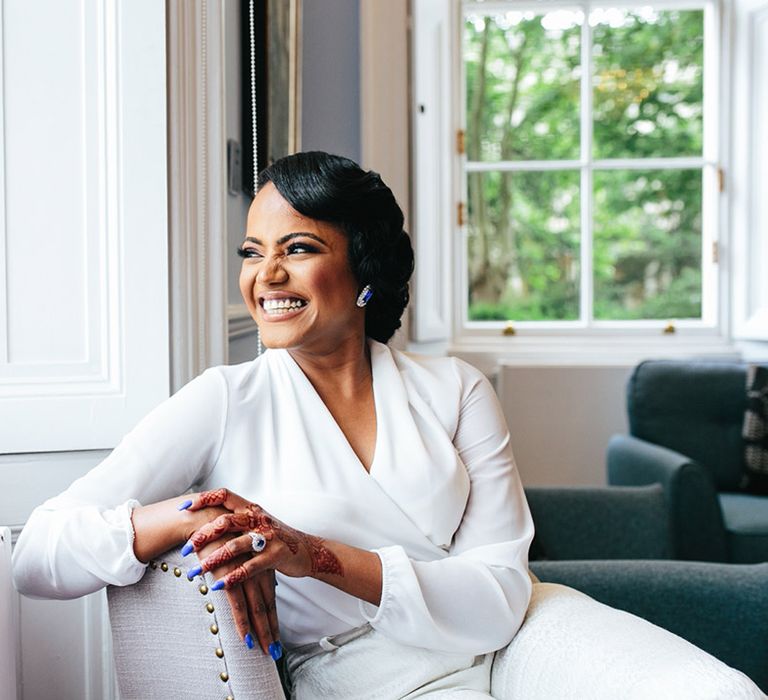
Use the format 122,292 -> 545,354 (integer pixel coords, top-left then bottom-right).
465,8 -> 704,322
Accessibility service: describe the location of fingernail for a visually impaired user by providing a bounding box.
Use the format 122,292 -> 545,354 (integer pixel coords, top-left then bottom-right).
245,633 -> 255,650
269,641 -> 283,661
177,499 -> 193,511
181,541 -> 194,557
187,565 -> 203,579
211,579 -> 225,591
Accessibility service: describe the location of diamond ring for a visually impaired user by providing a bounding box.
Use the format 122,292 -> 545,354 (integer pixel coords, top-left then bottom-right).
249,531 -> 267,553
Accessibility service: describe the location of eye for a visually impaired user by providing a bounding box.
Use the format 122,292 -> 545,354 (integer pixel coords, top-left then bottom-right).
237,245 -> 262,259
286,242 -> 318,255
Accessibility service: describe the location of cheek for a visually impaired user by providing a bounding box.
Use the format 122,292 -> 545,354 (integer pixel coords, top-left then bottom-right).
311,268 -> 357,306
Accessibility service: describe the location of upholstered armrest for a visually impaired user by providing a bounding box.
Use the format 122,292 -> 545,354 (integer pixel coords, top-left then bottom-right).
491,582 -> 764,699
531,560 -> 768,693
607,434 -> 728,561
107,548 -> 285,700
525,484 -> 671,560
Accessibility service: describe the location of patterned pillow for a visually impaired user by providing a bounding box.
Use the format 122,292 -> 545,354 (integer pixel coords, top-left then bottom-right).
743,364 -> 768,495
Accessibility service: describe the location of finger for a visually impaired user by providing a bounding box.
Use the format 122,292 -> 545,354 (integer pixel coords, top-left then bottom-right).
259,569 -> 280,649
198,534 -> 259,573
224,585 -> 253,649
243,579 -> 273,656
186,488 -> 249,513
212,556 -> 263,590
183,513 -> 253,555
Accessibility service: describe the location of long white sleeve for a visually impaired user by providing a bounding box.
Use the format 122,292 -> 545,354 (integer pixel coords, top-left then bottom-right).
358,359 -> 534,654
12,368 -> 227,599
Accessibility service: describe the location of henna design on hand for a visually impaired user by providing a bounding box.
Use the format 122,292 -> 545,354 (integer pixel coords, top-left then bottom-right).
190,498 -> 344,578
299,533 -> 344,576
202,540 -> 238,570
224,563 -> 251,586
198,488 -> 229,507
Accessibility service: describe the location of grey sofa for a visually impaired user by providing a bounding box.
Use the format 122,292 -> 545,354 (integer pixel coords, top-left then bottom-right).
525,484 -> 768,692
108,543 -> 763,699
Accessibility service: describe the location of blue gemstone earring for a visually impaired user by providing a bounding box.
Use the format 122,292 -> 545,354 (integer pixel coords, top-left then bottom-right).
356,284 -> 373,307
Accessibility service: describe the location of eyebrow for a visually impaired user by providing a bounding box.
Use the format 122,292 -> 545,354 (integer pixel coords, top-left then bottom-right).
243,232 -> 328,246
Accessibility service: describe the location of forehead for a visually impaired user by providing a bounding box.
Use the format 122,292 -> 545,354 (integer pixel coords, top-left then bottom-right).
246,182 -> 344,244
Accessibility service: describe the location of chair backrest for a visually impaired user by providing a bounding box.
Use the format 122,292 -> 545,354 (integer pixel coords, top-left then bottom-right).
627,360 -> 747,490
0,527 -> 18,700
526,484 -> 672,561
107,547 -> 285,700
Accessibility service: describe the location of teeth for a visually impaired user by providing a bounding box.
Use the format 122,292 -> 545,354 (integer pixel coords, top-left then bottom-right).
262,298 -> 307,314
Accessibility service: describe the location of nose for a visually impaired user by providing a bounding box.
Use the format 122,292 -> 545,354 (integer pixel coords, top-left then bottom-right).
257,253 -> 288,285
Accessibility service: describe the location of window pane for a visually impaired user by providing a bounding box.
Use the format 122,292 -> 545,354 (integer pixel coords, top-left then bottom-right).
592,9 -> 704,159
467,170 -> 581,321
593,169 -> 702,320
464,10 -> 582,162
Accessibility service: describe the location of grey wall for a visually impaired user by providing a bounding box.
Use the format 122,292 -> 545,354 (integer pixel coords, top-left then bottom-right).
300,0 -> 361,161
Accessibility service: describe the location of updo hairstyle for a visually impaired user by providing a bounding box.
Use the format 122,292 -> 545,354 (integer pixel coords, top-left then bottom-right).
257,151 -> 414,343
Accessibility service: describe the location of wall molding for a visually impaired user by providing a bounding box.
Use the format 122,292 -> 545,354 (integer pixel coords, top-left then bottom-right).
167,0 -> 229,391
731,0 -> 768,340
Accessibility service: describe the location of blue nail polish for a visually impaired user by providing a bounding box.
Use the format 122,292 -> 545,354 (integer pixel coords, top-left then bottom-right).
211,580 -> 225,591
177,499 -> 193,511
187,565 -> 202,579
269,641 -> 283,661
181,541 -> 194,557
245,633 -> 254,650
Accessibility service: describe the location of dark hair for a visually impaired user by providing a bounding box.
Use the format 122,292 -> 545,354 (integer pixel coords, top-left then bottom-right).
257,151 -> 414,343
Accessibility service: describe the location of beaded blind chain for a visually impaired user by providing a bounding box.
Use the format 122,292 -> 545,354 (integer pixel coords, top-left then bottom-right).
249,0 -> 263,357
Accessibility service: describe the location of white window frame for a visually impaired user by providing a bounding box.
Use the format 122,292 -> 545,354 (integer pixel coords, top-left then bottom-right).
411,0 -> 741,361
459,0 -> 723,328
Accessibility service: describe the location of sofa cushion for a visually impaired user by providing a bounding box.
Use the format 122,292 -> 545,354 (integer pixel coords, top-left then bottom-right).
628,361 -> 748,491
743,364 -> 768,494
526,485 -> 671,561
719,493 -> 768,563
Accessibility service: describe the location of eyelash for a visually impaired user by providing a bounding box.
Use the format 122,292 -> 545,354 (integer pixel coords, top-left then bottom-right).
236,242 -> 318,259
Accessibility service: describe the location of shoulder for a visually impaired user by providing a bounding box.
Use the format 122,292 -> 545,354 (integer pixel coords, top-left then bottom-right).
377,342 -> 493,434
204,352 -> 271,394
385,342 -> 488,395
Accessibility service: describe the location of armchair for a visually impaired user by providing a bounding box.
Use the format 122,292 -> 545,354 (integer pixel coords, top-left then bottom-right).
607,359 -> 768,563
107,539 -> 764,698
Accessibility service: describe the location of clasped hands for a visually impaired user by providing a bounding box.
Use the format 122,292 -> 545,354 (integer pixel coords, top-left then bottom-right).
177,488 -> 342,660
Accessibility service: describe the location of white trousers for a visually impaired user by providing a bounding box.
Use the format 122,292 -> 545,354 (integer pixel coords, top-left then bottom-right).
285,624 -> 494,699
284,583 -> 765,700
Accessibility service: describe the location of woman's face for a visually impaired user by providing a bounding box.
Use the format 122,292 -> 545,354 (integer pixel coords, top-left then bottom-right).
239,182 -> 364,352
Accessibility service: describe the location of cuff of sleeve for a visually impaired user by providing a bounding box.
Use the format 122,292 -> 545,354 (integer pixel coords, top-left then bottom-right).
107,498 -> 149,580
358,545 -> 404,626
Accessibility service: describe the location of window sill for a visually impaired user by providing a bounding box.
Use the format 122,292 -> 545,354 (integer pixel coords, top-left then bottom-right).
409,332 -> 742,375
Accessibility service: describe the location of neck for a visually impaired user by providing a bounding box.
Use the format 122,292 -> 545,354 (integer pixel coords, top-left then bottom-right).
287,333 -> 372,392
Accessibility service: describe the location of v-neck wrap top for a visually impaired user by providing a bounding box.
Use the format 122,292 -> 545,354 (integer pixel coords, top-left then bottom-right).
13,341 -> 534,654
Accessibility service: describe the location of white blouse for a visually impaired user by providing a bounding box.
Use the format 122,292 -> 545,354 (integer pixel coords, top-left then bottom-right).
13,340 -> 534,654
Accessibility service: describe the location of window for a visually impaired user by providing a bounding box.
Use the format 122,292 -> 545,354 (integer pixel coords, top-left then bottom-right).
460,0 -> 720,334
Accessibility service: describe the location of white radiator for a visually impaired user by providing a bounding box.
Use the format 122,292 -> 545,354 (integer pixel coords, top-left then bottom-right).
1,527 -> 17,700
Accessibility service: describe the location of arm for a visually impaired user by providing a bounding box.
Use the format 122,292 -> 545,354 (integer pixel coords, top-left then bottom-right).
12,368 -> 227,599
607,434 -> 728,561
181,489 -> 383,606
356,360 -> 534,654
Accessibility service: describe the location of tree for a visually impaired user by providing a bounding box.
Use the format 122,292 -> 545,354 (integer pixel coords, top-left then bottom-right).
464,8 -> 704,322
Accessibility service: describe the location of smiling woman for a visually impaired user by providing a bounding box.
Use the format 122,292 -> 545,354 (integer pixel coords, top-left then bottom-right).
12,151 -> 535,699
237,183 -> 364,353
